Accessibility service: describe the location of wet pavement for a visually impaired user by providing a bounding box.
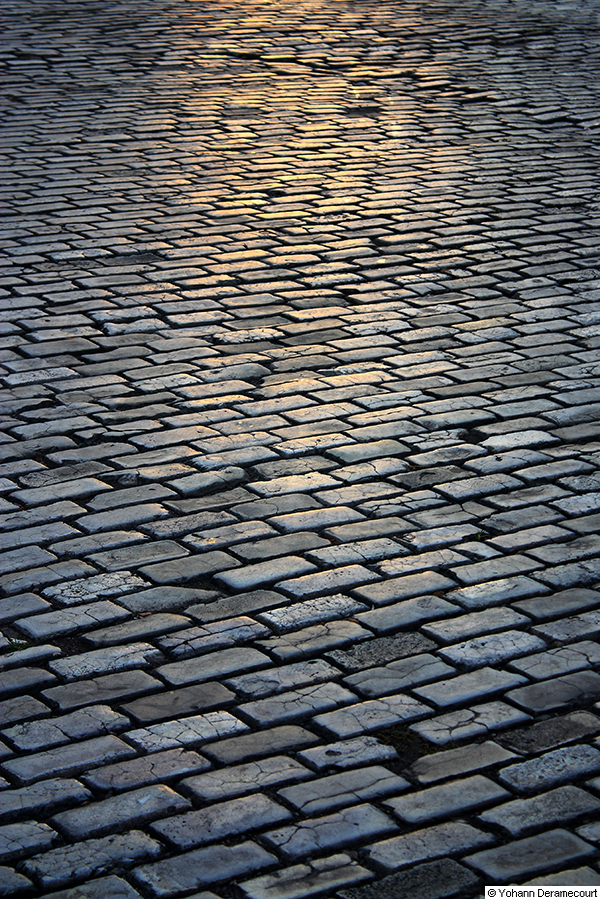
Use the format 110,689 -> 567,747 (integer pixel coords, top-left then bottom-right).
2,0 -> 600,895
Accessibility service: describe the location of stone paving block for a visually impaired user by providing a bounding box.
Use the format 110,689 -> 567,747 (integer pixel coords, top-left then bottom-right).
439,630 -> 547,670
2,704 -> 128,751
422,606 -> 529,644
385,774 -> 509,825
514,587 -> 600,621
157,617 -> 270,660
258,620 -> 370,662
297,735 -> 399,772
0,866 -> 35,897
411,701 -> 531,745
0,821 -> 57,863
414,667 -> 527,708
499,711 -> 600,754
264,803 -> 397,860
158,647 -> 270,686
277,765 -> 409,816
367,821 -> 494,872
49,642 -> 164,680
344,654 -> 455,698
203,725 -> 319,766
239,682 -> 355,727
0,696 -> 49,729
479,785 -> 600,836
127,711 -> 248,753
239,853 -> 372,899
1,734 -> 136,785
409,741 -> 517,785
446,575 -> 549,610
42,669 -> 162,711
51,785 -> 190,840
465,829 -> 596,882
122,682 -> 235,723
258,594 -> 366,633
85,612 -> 191,647
134,842 -> 276,896
22,831 -> 161,890
0,778 -> 91,821
315,694 -> 430,739
355,571 -> 456,605
498,744 -> 600,793
187,589 -> 286,624
0,666 -> 57,698
84,748 -> 211,793
119,586 -> 218,614
184,756 -> 312,802
152,793 -> 291,849
509,640 -> 600,680
356,596 -> 459,633
508,670 -> 600,713
336,858 -> 480,899
15,600 -> 131,640
141,551 -> 241,585
532,609 -> 600,643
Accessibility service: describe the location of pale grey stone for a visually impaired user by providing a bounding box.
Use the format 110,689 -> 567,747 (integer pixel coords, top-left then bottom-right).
127,711 -> 248,752
385,774 -> 509,824
264,804 -> 397,859
184,756 -> 312,802
368,821 -> 494,871
277,766 -> 409,815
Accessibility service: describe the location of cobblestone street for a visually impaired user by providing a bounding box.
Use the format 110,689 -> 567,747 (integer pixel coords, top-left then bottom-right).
2,0 -> 600,895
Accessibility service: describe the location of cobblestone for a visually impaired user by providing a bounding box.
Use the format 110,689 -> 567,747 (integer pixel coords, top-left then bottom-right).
4,0 -> 600,892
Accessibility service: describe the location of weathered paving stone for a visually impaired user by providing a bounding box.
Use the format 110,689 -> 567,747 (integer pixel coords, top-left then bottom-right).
1,735 -> 136,784
336,858 -> 480,899
22,831 -> 162,889
498,745 -> 600,793
414,667 -> 527,708
384,775 -> 509,824
183,756 -> 312,802
239,853 -> 372,899
41,670 -> 162,711
121,682 -> 235,723
367,822 -> 494,871
478,786 -> 600,836
158,647 -> 271,686
2,705 -> 128,751
227,659 -> 339,699
264,804 -> 397,859
0,778 -> 91,821
507,671 -> 600,713
411,701 -> 531,745
344,654 -> 455,698
465,829 -> 597,881
0,866 -> 35,897
498,711 -> 600,754
126,711 -> 248,753
409,741 -> 517,785
277,766 -> 409,815
314,694 -> 430,738
203,725 -> 319,765
438,630 -> 547,669
133,841 -> 277,895
51,785 -> 190,840
297,736 -> 399,771
0,821 -> 57,863
151,793 -> 291,849
83,748 -> 211,792
238,682 -> 355,727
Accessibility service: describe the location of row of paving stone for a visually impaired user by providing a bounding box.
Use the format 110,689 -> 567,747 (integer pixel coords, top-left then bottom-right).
2,0 -> 600,895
